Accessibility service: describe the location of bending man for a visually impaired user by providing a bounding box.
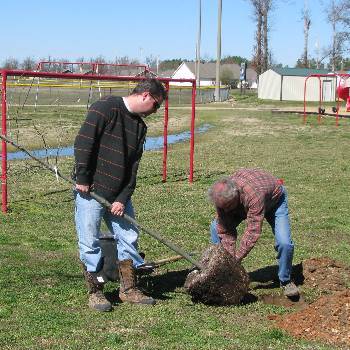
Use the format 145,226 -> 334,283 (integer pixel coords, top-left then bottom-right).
208,168 -> 299,297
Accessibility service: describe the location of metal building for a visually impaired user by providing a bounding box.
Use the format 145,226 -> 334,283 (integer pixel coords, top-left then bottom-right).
258,68 -> 336,101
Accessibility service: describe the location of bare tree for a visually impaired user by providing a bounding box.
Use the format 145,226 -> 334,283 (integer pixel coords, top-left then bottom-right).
114,56 -> 140,65
145,55 -> 157,69
323,0 -> 349,70
337,0 -> 350,52
262,0 -> 273,72
90,55 -> 108,74
250,0 -> 264,76
302,0 -> 311,67
2,57 -> 19,69
21,57 -> 36,71
249,0 -> 274,75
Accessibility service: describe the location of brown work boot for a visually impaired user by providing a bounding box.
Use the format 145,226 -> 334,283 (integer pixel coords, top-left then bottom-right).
83,268 -> 112,312
119,259 -> 156,305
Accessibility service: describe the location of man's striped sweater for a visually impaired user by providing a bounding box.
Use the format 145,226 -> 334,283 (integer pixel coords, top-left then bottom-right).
73,95 -> 147,204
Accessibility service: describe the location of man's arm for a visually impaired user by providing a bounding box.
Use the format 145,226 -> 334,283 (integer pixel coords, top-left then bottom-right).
235,204 -> 264,261
216,209 -> 238,258
74,100 -> 110,187
114,128 -> 147,205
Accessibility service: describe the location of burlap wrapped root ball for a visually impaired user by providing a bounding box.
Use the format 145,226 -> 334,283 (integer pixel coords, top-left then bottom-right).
184,244 -> 250,305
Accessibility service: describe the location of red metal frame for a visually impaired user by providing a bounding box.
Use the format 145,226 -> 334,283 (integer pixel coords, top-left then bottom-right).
36,61 -> 150,75
162,82 -> 170,182
303,73 -> 350,127
1,71 -> 7,213
0,69 -> 196,212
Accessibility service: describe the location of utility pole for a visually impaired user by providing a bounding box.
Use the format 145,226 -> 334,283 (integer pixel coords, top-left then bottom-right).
139,47 -> 144,64
215,0 -> 222,102
315,39 -> 320,69
196,0 -> 202,89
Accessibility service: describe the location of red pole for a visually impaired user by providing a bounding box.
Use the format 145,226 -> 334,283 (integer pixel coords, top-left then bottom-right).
1,71 -> 8,213
189,81 -> 196,183
336,75 -> 340,127
162,82 -> 169,182
318,77 -> 322,124
303,76 -> 309,124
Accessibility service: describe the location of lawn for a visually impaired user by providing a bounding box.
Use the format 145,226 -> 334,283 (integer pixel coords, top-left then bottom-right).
0,98 -> 349,349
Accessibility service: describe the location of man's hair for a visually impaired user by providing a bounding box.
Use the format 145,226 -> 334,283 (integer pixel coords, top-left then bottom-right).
132,78 -> 167,100
208,177 -> 239,206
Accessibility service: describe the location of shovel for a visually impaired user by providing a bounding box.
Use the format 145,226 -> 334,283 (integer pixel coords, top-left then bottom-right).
0,134 -> 203,270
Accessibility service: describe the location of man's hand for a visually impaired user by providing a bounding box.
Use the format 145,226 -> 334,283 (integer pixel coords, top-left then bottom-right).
76,184 -> 90,193
110,201 -> 125,216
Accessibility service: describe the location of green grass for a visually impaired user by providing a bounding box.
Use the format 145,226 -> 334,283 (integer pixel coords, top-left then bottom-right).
0,101 -> 349,349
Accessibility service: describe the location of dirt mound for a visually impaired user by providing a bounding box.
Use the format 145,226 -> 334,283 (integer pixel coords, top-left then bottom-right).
301,257 -> 350,292
275,290 -> 350,347
184,244 -> 250,305
272,257 -> 350,347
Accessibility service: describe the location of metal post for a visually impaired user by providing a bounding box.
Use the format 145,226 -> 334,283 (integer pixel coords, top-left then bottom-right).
196,0 -> 202,89
318,77 -> 322,124
162,82 -> 170,182
215,0 -> 222,102
1,71 -> 8,212
189,81 -> 196,183
303,76 -> 309,124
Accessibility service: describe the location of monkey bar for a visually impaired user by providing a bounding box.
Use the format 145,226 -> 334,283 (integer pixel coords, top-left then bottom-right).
303,73 -> 350,126
0,68 -> 196,213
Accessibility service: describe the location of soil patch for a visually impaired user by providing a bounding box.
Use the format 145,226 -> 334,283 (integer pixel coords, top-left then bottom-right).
275,290 -> 350,347
271,257 -> 350,347
260,294 -> 308,310
300,257 -> 350,292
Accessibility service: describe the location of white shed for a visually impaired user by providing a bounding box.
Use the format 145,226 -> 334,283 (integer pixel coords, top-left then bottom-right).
258,68 -> 336,101
171,61 -> 257,87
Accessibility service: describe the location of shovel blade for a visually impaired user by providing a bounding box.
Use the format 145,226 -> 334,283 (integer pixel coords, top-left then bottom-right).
99,232 -> 119,282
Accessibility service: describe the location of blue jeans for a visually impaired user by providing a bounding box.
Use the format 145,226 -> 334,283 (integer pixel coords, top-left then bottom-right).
210,186 -> 294,283
74,191 -> 144,272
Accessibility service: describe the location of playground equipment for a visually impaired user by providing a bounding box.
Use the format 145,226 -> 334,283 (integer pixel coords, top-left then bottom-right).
304,73 -> 350,126
337,75 -> 350,112
0,64 -> 196,213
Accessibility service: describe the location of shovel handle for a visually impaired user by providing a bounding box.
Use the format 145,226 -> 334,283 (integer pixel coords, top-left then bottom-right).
153,255 -> 185,267
123,214 -> 202,269
0,133 -> 202,270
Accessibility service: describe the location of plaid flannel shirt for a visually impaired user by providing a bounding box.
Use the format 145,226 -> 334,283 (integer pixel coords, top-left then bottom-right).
215,168 -> 283,261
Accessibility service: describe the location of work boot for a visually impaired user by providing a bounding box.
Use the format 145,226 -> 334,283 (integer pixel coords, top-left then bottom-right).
119,259 -> 156,305
82,268 -> 112,312
135,262 -> 156,276
281,281 -> 300,298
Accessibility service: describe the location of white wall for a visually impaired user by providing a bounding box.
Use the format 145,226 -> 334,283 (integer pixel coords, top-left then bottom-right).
283,76 -> 336,101
258,70 -> 281,100
171,63 -> 195,86
258,70 -> 337,101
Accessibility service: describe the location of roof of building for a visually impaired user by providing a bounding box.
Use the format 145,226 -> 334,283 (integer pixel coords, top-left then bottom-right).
156,69 -> 175,78
176,61 -> 257,81
271,67 -> 331,76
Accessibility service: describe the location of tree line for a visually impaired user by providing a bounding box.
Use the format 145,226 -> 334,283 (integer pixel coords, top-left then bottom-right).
1,0 -> 349,73
249,0 -> 350,72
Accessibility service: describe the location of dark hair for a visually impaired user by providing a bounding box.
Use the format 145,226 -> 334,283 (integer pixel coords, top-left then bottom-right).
131,78 -> 167,100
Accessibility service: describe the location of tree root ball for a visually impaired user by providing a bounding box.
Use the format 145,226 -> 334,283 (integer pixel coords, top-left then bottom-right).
184,244 -> 250,305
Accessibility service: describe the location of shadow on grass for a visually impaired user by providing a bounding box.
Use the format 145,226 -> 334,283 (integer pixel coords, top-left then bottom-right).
103,269 -> 191,304
248,263 -> 305,290
104,263 -> 306,306
142,268 -> 190,300
146,269 -> 260,306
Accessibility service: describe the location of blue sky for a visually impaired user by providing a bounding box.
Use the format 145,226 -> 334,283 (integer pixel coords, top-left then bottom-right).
1,0 -> 335,67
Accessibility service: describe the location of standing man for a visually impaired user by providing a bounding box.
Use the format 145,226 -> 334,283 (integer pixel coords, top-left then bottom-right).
74,79 -> 166,311
208,168 -> 299,297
